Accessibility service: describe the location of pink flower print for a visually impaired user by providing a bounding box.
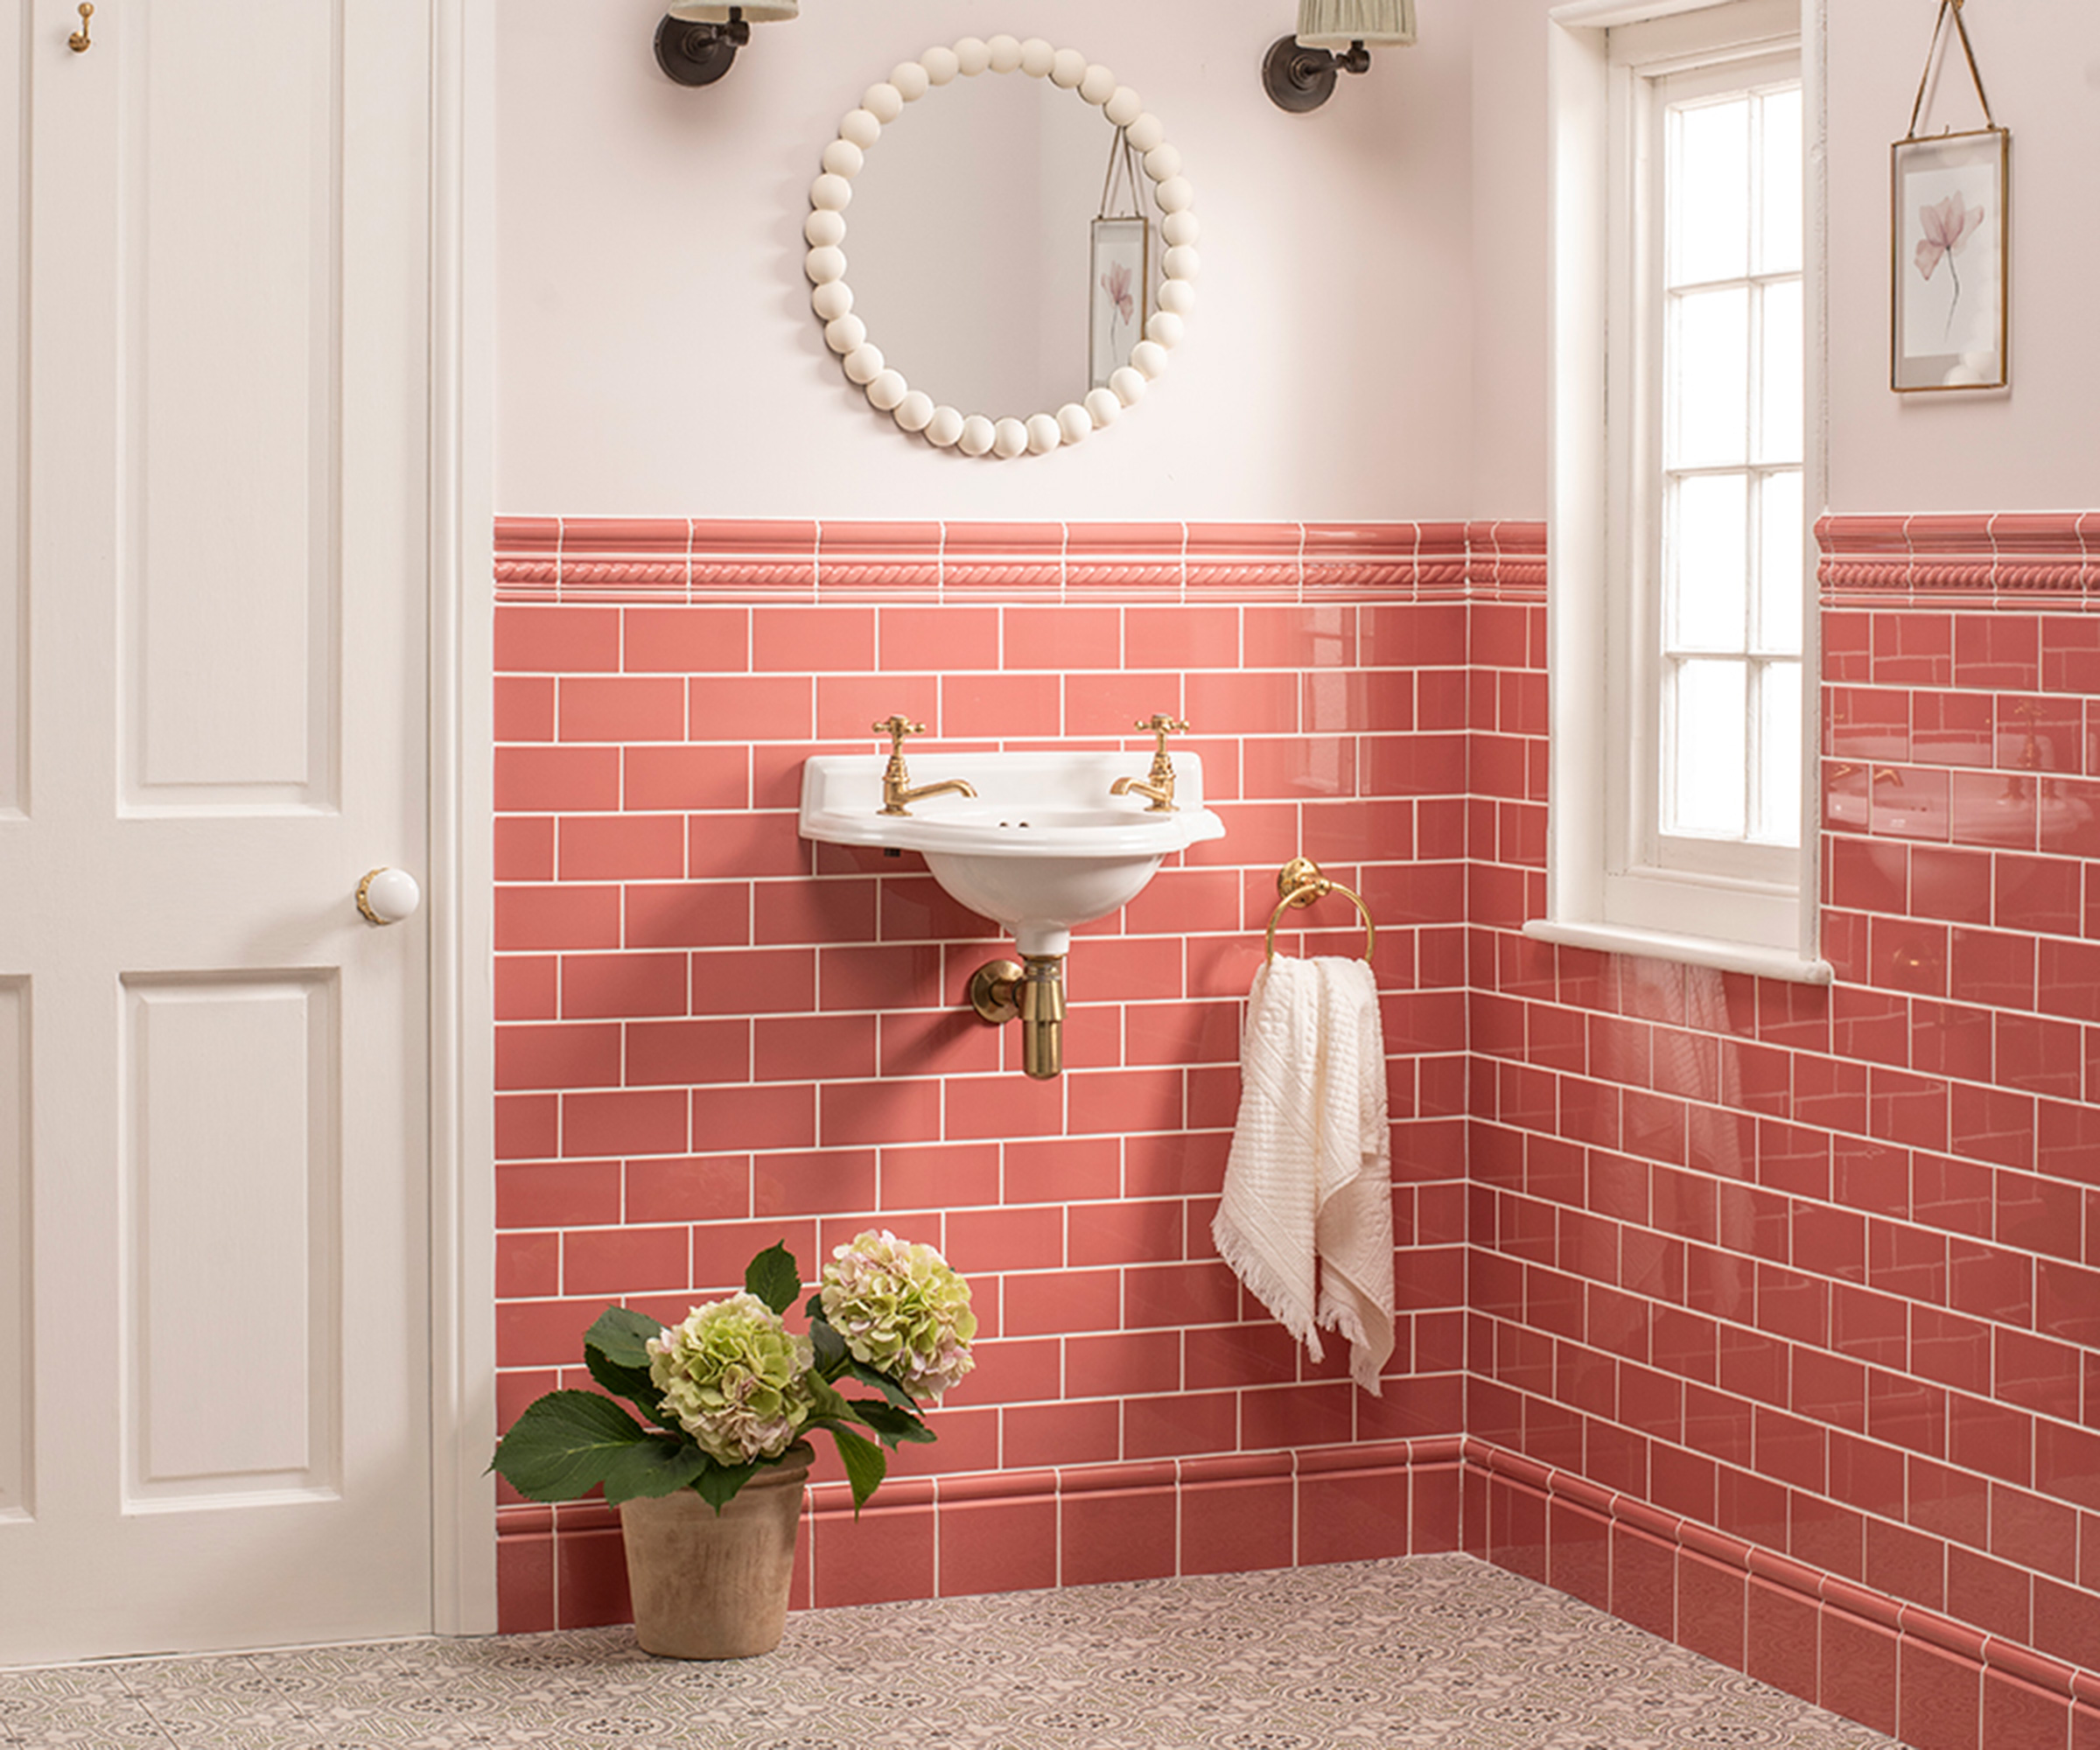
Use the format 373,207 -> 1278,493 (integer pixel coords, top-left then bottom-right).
1914,192 -> 1983,284
1101,259 -> 1134,329
1914,191 -> 1984,340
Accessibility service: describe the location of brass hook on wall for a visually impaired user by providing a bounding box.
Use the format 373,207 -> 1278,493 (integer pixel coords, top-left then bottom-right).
68,3 -> 92,52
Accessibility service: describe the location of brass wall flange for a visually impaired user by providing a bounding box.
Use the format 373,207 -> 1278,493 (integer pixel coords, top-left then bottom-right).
968,960 -> 1025,1024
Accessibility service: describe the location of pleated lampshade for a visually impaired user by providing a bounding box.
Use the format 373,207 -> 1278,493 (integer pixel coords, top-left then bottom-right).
668,0 -> 800,21
1296,0 -> 1416,50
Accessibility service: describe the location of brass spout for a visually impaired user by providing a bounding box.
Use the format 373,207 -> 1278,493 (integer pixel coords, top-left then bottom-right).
871,715 -> 977,816
886,775 -> 977,814
968,954 -> 1067,1080
1110,774 -> 1173,809
1110,714 -> 1189,813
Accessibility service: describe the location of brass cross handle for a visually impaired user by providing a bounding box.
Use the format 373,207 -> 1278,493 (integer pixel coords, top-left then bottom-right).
68,3 -> 92,52
1133,713 -> 1190,758
871,715 -> 924,756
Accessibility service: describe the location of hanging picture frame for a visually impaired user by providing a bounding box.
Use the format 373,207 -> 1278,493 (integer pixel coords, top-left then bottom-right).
1089,217 -> 1152,390
1891,0 -> 2009,392
1090,126 -> 1155,391
1892,128 -> 2008,392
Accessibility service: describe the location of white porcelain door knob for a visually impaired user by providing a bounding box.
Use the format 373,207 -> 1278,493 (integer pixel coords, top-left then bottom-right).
356,867 -> 421,926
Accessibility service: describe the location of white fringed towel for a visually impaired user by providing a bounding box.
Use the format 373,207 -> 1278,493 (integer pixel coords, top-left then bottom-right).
1212,956 -> 1395,1394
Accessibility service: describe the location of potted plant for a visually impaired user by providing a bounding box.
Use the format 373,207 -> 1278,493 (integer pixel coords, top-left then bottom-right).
492,1230 -> 976,1659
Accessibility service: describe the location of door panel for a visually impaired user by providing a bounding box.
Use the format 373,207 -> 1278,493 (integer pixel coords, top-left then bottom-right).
123,974 -> 339,1504
0,979 -> 23,1520
0,9 -> 21,821
122,1 -> 340,807
0,0 -> 433,1662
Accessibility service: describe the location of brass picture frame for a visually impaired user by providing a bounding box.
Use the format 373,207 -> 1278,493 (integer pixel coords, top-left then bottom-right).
1088,216 -> 1152,391
1891,126 -> 2009,393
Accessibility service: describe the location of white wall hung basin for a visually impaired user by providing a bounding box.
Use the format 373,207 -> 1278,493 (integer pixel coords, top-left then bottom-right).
798,751 -> 1226,956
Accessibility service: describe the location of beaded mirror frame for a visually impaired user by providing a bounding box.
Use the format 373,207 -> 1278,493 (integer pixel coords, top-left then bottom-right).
804,35 -> 1199,459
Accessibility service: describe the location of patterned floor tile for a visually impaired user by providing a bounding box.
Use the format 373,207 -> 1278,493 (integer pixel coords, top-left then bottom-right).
0,1557 -> 1906,1749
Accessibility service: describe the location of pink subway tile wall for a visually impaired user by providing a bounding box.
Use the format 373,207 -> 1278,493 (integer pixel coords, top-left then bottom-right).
491,511 -> 2100,1747
492,518 -> 1471,1631
1470,512 -> 2100,1745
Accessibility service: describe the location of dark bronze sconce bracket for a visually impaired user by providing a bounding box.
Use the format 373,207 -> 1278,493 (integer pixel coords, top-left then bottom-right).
654,9 -> 750,88
1262,34 -> 1373,112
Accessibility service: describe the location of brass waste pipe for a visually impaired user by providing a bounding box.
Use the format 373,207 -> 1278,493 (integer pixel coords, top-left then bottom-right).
967,955 -> 1067,1080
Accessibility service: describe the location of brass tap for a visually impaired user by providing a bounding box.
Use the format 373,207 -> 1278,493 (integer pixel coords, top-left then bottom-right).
1110,714 -> 1189,813
872,716 -> 977,816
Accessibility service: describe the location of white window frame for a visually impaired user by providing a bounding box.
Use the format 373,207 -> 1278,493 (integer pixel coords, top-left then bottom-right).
1534,0 -> 1830,984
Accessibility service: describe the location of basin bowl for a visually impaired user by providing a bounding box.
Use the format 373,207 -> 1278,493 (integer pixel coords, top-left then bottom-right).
799,752 -> 1226,956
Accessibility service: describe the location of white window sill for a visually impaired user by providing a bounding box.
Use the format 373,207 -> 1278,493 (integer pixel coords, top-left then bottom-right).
1522,918 -> 1833,985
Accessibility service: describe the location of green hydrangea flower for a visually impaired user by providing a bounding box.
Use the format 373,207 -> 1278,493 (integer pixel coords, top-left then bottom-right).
819,1229 -> 977,1402
646,1292 -> 816,1465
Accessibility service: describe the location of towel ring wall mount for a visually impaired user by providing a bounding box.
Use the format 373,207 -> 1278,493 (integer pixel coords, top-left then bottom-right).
1264,857 -> 1376,963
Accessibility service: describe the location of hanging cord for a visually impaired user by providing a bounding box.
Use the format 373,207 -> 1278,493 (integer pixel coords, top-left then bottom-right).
1097,128 -> 1145,221
1906,0 -> 1995,140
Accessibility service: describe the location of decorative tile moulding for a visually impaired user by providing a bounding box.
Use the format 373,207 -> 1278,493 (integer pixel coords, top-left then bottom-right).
493,511 -> 2100,1750
492,518 -> 1545,604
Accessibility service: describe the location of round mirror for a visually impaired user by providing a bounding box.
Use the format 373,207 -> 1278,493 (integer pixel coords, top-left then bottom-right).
805,36 -> 1200,459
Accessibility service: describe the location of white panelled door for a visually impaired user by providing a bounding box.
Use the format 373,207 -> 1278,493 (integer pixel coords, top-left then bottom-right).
0,0 -> 436,1662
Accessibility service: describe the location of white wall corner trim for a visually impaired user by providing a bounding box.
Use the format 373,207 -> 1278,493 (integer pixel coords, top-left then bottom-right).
429,0 -> 499,1639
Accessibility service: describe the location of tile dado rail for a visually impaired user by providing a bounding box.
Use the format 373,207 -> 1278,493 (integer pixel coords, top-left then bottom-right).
501,511 -> 2100,606
1818,512 -> 2100,602
492,519 -> 1550,604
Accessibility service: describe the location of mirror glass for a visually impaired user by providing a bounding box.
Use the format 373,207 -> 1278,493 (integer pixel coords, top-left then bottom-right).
844,76 -> 1148,416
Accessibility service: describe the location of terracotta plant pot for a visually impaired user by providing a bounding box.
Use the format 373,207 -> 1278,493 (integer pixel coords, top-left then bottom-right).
616,1441 -> 813,1659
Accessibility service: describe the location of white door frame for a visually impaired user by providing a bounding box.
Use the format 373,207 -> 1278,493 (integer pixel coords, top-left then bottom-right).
429,0 -> 498,1637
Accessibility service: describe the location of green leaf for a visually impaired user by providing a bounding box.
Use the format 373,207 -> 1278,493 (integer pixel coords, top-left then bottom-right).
843,1398 -> 936,1448
584,1347 -> 682,1435
584,1304 -> 665,1372
491,1391 -> 657,1502
599,1435 -> 714,1507
804,1373 -> 853,1425
844,1357 -> 921,1414
693,1459 -> 762,1514
808,1315 -> 848,1376
746,1242 -> 802,1315
823,1423 -> 887,1512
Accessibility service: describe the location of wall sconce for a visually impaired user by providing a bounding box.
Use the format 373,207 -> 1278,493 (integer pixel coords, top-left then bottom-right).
1263,0 -> 1416,112
654,2 -> 798,89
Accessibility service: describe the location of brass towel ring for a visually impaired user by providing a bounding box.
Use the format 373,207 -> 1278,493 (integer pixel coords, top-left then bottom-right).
1264,856 -> 1376,963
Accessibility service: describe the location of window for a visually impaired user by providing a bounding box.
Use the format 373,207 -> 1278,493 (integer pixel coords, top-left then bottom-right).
1536,0 -> 1827,983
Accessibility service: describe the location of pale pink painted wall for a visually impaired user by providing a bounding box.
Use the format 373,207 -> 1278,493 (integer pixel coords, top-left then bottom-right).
1825,0 -> 2100,512
500,4 -> 2100,522
1464,0 -> 2100,520
494,0 -> 1478,522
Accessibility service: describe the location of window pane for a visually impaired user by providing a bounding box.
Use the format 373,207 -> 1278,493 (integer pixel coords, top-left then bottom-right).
1670,287 -> 1750,469
1757,660 -> 1802,844
1757,279 -> 1803,465
1669,473 -> 1748,652
1757,88 -> 1803,276
1670,96 -> 1750,287
1670,658 -> 1747,836
1756,471 -> 1803,655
